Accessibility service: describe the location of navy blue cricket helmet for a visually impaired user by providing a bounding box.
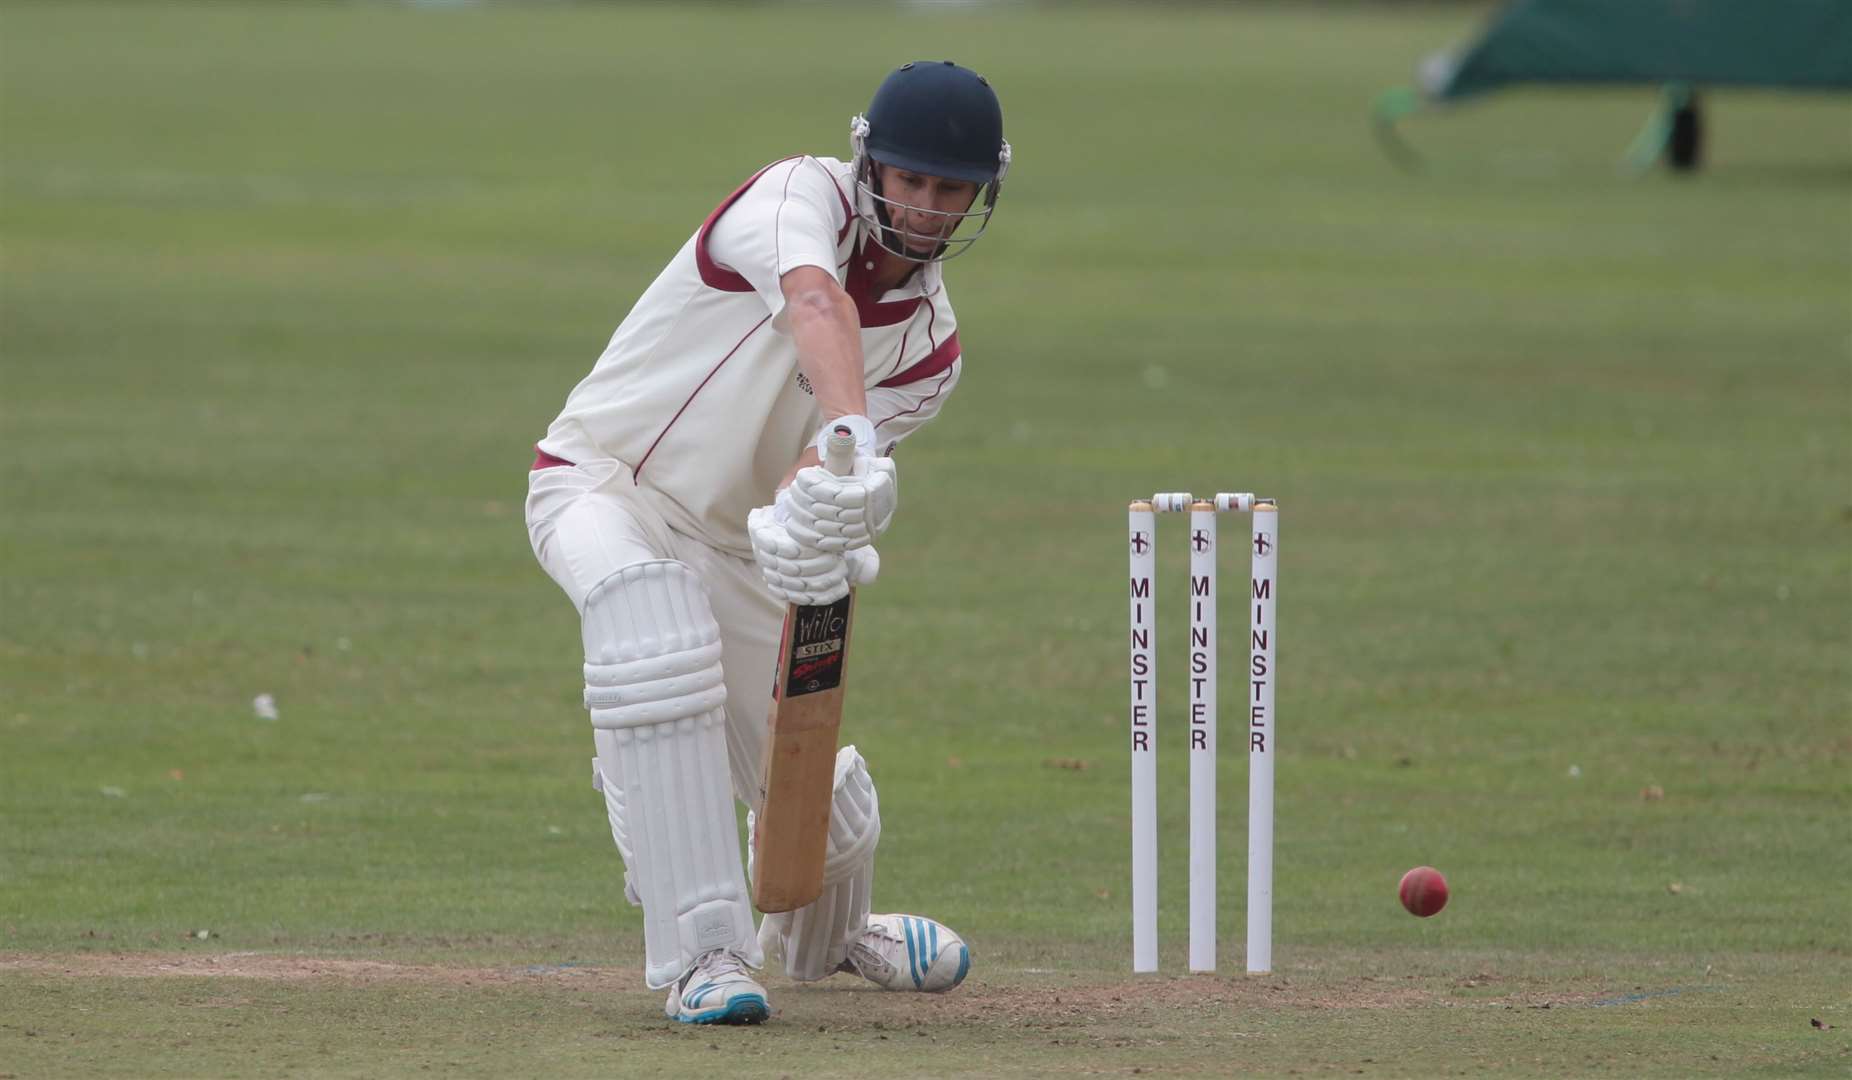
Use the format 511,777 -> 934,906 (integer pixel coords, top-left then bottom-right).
850,61 -> 1012,263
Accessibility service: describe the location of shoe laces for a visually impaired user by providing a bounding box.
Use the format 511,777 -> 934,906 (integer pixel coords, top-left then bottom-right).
844,922 -> 903,974
693,948 -> 748,980
856,920 -> 904,948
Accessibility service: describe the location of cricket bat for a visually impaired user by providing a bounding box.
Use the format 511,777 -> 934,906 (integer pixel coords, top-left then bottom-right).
752,426 -> 860,913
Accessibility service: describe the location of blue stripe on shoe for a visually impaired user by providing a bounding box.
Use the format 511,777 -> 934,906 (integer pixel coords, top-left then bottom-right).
900,918 -> 915,988
905,917 -> 923,989
677,993 -> 769,1025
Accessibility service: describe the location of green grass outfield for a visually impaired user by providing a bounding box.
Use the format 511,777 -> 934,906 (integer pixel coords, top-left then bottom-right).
3,1 -> 1849,1075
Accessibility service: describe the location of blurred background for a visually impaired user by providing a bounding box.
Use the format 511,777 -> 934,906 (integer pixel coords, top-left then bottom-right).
3,0 -> 1847,978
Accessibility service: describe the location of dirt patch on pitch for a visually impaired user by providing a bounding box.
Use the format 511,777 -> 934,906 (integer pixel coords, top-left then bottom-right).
0,952 -> 637,991
2,953 -> 1608,1018
941,973 -> 1439,1019
780,968 -> 1605,1028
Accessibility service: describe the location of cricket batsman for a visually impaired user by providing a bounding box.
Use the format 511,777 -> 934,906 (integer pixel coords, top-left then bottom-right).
524,61 -> 1009,1024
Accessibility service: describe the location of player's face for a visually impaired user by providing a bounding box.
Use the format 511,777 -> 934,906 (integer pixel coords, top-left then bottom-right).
876,165 -> 980,256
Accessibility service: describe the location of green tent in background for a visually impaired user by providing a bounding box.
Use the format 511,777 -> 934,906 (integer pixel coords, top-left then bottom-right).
1376,0 -> 1852,171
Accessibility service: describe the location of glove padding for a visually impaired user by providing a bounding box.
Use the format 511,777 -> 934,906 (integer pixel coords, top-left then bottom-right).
778,455 -> 897,554
749,505 -> 880,606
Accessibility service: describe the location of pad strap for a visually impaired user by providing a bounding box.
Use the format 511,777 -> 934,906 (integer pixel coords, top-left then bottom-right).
582,561 -> 729,729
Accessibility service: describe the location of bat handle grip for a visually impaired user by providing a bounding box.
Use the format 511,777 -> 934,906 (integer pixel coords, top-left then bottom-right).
823,424 -> 857,477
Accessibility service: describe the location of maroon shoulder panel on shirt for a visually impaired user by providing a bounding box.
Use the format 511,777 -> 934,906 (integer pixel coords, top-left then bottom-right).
877,331 -> 960,388
695,157 -> 855,294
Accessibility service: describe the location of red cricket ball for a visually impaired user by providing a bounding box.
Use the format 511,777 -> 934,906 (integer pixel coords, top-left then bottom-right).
1399,866 -> 1449,917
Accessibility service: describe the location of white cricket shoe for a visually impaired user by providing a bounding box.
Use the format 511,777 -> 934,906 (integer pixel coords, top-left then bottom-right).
664,949 -> 770,1025
840,913 -> 970,992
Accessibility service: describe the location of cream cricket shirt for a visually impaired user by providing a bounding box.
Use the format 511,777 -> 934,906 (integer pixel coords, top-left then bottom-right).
538,156 -> 963,556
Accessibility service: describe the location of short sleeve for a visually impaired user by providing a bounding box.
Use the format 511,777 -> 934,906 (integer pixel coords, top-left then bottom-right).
705,157 -> 849,327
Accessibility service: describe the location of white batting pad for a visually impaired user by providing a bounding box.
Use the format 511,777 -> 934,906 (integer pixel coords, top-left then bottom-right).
590,754 -> 642,906
582,560 -> 761,988
582,560 -> 729,729
755,745 -> 880,981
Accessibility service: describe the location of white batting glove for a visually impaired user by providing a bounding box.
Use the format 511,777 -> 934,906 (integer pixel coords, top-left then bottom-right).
779,455 -> 897,554
749,506 -> 880,605
844,545 -> 880,587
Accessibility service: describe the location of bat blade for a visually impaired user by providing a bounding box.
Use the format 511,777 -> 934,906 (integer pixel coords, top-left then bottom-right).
752,590 -> 854,913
